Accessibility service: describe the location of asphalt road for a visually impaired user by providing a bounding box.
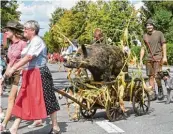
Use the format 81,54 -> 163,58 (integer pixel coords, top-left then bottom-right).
1,63 -> 173,134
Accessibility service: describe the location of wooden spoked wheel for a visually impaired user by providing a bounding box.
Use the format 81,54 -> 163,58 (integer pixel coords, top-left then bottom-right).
80,100 -> 97,119
106,88 -> 122,122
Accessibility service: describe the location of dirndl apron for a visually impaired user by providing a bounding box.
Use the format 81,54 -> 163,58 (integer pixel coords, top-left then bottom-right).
12,66 -> 60,120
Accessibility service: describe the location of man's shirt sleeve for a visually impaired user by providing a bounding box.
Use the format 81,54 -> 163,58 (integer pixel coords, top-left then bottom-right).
160,31 -> 166,44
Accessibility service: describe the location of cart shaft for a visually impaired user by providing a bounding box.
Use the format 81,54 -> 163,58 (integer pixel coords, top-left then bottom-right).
54,88 -> 88,110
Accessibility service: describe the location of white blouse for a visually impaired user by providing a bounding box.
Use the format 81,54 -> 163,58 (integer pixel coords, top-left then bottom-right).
21,36 -> 47,70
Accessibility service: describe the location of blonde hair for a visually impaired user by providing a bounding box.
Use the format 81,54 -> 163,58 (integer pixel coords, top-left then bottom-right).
94,28 -> 103,39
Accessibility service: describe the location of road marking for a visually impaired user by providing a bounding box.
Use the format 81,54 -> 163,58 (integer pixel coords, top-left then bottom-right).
96,120 -> 125,133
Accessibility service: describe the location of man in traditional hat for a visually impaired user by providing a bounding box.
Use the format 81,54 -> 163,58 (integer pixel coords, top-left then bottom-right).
140,18 -> 167,101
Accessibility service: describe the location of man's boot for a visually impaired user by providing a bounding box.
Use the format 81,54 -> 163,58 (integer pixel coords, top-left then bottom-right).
158,87 -> 164,100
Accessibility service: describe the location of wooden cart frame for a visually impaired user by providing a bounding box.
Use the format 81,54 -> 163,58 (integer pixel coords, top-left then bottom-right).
54,74 -> 150,122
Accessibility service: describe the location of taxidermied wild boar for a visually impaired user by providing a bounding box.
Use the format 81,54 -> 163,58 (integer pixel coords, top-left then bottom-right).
64,44 -> 127,81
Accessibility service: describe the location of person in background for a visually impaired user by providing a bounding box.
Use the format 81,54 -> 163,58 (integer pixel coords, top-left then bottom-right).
47,53 -> 51,63
0,53 -> 7,121
65,39 -> 78,55
91,28 -> 107,45
60,40 -> 78,72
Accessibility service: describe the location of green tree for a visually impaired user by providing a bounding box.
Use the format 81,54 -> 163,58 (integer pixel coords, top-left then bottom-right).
83,0 -> 142,45
51,10 -> 74,49
142,1 -> 173,43
143,1 -> 173,16
49,8 -> 66,27
47,0 -> 143,51
43,31 -> 55,53
51,1 -> 90,47
0,0 -> 21,27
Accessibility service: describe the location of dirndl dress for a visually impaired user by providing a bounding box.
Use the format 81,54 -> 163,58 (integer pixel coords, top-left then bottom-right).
12,66 -> 60,120
12,35 -> 60,120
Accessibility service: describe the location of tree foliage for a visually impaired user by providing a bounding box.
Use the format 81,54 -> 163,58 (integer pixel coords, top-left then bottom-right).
49,8 -> 66,27
44,0 -> 142,52
43,31 -> 55,53
0,0 -> 21,28
142,1 -> 173,43
44,1 -> 173,52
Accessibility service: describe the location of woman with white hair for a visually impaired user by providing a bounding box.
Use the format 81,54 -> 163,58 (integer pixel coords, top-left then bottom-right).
2,20 -> 60,134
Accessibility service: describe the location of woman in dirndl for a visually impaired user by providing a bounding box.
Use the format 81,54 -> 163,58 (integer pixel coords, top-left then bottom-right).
3,20 -> 60,134
0,21 -> 27,131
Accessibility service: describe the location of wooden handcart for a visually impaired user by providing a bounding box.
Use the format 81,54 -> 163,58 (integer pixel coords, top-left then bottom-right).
55,73 -> 150,122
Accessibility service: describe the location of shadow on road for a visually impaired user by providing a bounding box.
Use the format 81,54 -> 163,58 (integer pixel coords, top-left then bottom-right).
50,70 -> 59,73
53,78 -> 69,83
78,106 -> 154,122
22,121 -> 68,134
156,100 -> 173,104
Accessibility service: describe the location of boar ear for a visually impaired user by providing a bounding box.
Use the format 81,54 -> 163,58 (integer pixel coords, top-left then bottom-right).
81,44 -> 87,58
